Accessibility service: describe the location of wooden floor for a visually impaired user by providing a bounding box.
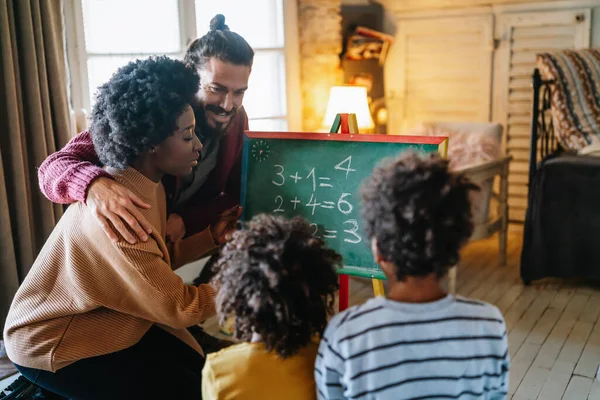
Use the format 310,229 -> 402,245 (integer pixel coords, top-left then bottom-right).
346,228 -> 600,400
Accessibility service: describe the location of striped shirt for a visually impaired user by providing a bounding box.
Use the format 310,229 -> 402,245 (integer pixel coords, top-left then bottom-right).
315,295 -> 509,400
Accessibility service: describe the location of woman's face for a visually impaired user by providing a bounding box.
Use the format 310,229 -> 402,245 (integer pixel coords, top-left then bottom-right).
153,105 -> 202,177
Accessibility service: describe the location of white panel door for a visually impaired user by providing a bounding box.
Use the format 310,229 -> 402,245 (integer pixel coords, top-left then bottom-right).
385,15 -> 494,134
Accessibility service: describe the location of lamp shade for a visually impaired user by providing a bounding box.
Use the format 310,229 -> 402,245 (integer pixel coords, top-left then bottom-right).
323,86 -> 375,131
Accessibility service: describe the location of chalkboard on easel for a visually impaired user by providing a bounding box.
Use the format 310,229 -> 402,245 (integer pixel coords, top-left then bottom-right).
240,132 -> 448,280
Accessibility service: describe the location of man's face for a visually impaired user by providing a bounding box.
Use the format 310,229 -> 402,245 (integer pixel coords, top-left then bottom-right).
196,58 -> 251,136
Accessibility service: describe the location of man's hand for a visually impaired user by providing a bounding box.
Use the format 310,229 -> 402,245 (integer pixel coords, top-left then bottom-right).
166,213 -> 186,243
86,177 -> 153,244
211,206 -> 243,245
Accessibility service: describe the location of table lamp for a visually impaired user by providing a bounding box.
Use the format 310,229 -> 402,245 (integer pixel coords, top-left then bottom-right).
322,85 -> 375,133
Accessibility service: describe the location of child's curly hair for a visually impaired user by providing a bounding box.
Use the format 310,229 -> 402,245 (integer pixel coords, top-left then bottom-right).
361,151 -> 479,281
213,214 -> 341,358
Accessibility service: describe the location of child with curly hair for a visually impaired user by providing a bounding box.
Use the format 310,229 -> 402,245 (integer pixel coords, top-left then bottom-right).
202,214 -> 340,399
315,152 -> 509,400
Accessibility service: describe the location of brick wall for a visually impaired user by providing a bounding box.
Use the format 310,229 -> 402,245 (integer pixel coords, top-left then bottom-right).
297,0 -> 344,131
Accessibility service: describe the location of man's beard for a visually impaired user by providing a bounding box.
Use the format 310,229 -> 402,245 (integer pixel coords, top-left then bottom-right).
195,105 -> 237,141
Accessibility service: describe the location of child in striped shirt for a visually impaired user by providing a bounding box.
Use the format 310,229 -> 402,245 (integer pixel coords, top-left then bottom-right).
315,152 -> 509,400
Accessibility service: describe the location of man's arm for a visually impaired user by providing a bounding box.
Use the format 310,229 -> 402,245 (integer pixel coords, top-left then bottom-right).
39,130 -> 153,243
38,130 -> 110,204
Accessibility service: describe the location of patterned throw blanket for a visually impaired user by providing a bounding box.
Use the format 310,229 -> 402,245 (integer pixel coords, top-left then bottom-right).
537,49 -> 600,151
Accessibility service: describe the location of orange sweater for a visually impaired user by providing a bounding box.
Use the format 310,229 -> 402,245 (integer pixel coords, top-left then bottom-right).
3,167 -> 218,372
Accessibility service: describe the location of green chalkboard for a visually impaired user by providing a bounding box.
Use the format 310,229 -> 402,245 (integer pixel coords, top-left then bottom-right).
240,132 -> 447,280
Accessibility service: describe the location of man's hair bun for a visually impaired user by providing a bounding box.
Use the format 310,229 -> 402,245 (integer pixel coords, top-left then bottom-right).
209,14 -> 229,31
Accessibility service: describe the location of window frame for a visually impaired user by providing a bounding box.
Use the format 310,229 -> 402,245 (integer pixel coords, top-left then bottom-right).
62,0 -> 302,133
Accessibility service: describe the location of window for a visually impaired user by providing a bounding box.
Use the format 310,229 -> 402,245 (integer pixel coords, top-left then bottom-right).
64,0 -> 301,132
196,1 -> 288,131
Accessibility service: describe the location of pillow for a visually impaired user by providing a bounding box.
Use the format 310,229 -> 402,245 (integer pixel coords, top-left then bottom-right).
405,123 -> 502,224
406,123 -> 501,170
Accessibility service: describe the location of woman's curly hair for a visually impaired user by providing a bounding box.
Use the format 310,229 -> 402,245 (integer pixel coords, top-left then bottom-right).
90,56 -> 200,169
213,214 -> 341,358
361,152 -> 479,281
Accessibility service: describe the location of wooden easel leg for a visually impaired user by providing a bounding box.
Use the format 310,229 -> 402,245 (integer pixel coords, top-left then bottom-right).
448,266 -> 457,295
339,274 -> 349,312
372,279 -> 385,297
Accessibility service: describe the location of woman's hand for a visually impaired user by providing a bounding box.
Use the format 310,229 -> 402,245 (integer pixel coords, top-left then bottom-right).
87,177 -> 153,244
211,206 -> 243,245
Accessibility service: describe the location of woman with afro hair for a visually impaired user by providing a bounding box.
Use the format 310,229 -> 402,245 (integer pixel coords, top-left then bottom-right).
202,214 -> 340,399
3,56 -> 240,399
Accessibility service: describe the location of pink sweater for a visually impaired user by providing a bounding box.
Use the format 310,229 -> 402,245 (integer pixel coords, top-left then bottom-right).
38,109 -> 248,236
38,129 -> 112,204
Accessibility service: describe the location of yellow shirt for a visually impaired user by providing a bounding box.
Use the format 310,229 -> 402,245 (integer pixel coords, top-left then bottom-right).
202,341 -> 319,400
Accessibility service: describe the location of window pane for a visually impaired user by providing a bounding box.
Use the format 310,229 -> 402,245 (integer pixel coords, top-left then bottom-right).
87,55 -> 143,105
249,118 -> 288,132
195,0 -> 284,48
243,51 -> 286,119
82,0 -> 181,53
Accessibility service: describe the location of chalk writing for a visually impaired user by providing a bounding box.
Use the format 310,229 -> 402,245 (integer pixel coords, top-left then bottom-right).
269,156 -> 362,245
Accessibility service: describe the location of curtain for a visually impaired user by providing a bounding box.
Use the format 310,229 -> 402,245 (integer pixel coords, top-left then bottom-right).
0,0 -> 71,332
